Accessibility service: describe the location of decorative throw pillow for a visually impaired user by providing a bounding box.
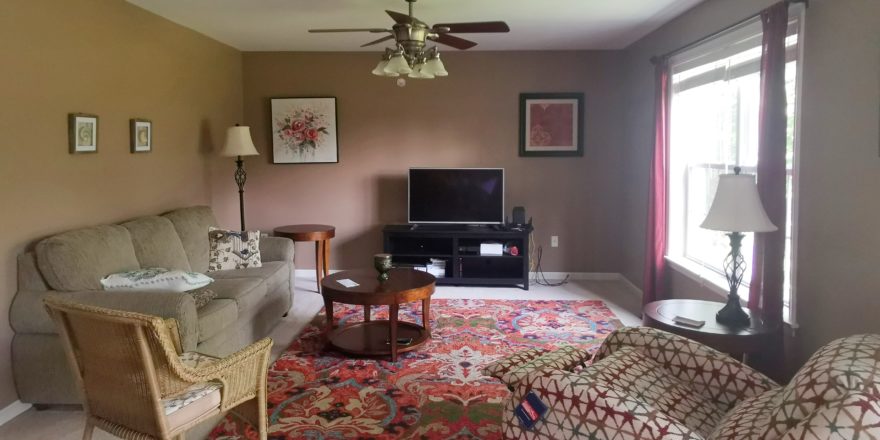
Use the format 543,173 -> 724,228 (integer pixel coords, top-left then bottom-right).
186,286 -> 216,309
207,227 -> 262,271
101,267 -> 213,292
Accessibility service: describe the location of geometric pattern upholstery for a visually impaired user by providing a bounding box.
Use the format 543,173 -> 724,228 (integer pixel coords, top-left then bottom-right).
500,328 -> 880,440
482,347 -> 548,382
595,327 -> 777,412
489,345 -> 592,390
760,334 -> 880,439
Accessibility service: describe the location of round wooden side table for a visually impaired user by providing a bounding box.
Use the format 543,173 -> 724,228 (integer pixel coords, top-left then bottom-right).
321,268 -> 435,361
642,299 -> 777,361
274,224 -> 336,293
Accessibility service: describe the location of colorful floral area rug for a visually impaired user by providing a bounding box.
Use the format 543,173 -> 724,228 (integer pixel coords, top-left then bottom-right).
209,299 -> 622,440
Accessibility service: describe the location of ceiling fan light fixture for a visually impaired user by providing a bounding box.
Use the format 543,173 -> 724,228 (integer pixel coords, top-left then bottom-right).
423,56 -> 447,77
371,59 -> 390,76
408,63 -> 434,79
384,52 -> 412,75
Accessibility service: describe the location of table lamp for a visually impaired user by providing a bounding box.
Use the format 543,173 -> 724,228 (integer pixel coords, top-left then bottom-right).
700,167 -> 777,326
220,125 -> 259,230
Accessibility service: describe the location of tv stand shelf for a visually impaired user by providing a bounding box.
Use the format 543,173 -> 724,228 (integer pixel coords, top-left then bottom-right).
383,224 -> 531,290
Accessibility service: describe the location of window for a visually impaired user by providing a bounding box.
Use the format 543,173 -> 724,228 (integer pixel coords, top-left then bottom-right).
666,9 -> 803,323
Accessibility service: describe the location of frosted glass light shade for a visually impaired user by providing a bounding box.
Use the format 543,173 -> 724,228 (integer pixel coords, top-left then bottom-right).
220,126 -> 259,157
371,59 -> 389,76
423,57 -> 448,76
701,173 -> 777,232
384,54 -> 412,75
408,63 -> 434,79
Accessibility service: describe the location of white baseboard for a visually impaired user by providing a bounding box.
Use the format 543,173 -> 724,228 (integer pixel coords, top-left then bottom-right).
615,274 -> 644,300
0,400 -> 31,426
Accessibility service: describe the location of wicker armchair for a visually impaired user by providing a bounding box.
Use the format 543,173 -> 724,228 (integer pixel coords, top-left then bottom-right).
44,296 -> 273,440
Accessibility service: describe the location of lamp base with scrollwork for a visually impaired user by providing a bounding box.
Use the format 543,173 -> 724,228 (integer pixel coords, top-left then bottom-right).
716,232 -> 752,327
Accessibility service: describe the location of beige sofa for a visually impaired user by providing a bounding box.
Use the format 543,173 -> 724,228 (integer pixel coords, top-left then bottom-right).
9,206 -> 295,405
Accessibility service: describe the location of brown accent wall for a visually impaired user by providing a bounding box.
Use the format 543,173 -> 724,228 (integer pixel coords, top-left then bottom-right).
216,51 -> 626,273
619,0 -> 880,366
0,0 -> 242,408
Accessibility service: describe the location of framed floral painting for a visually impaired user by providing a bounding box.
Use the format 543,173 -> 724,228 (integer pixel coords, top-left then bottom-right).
518,93 -> 584,157
270,97 -> 339,164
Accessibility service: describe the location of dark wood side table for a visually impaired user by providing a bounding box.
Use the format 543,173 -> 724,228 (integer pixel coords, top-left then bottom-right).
643,299 -> 776,362
321,268 -> 435,361
274,224 -> 336,293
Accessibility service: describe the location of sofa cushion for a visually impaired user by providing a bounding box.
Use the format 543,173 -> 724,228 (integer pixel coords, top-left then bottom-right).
708,388 -> 782,440
210,277 -> 266,314
121,216 -> 192,271
208,261 -> 288,294
585,346 -> 727,438
196,299 -> 238,342
36,225 -> 140,291
163,206 -> 218,273
762,334 -> 880,439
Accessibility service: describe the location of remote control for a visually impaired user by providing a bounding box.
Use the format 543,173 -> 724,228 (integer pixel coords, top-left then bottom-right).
673,315 -> 706,328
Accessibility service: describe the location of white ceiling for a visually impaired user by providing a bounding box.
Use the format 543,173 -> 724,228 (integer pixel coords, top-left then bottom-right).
127,0 -> 704,51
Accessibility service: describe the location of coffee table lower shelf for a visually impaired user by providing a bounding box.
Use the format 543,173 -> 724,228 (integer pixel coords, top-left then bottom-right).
328,321 -> 429,357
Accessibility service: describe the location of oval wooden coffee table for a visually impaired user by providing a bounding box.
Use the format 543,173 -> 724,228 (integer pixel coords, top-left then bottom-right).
321,268 -> 435,361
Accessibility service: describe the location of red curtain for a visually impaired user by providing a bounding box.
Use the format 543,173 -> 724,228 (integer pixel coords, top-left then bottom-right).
748,2 -> 789,324
643,58 -> 671,305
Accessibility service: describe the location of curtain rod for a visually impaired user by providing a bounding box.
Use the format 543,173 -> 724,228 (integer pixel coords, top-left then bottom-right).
650,0 -> 807,65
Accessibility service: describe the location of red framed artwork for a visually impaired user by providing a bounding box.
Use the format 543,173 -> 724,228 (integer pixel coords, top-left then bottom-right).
519,93 -> 584,157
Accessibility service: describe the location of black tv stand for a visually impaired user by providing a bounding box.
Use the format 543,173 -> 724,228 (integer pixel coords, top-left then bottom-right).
383,224 -> 532,290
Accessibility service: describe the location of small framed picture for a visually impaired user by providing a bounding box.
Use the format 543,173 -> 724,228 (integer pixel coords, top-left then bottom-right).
130,118 -> 152,153
68,113 -> 98,154
519,93 -> 584,157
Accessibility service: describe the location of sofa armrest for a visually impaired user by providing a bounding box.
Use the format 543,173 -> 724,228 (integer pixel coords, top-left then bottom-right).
595,327 -> 777,411
502,368 -> 699,439
260,236 -> 294,262
10,289 -> 199,351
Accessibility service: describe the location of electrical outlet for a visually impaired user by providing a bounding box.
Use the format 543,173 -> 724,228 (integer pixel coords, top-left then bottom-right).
551,235 -> 559,248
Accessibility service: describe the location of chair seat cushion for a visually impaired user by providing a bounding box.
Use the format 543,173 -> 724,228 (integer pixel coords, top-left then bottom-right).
163,351 -> 222,429
708,388 -> 782,440
497,346 -> 592,389
209,261 -> 288,294
586,346 -> 727,438
163,381 -> 221,430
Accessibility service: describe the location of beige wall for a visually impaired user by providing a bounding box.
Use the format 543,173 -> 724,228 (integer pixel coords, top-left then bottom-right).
619,0 -> 880,364
0,0 -> 243,408
213,51 -> 627,273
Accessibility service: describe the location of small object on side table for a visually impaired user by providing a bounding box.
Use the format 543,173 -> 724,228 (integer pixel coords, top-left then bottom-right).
374,253 -> 392,281
643,299 -> 776,363
274,224 -> 336,293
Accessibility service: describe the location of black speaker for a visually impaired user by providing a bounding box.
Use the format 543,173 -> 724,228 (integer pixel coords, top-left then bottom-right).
512,206 -> 526,225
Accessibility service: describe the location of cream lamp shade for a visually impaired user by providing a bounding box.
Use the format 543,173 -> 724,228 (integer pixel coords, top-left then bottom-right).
701,173 -> 777,232
220,126 -> 259,157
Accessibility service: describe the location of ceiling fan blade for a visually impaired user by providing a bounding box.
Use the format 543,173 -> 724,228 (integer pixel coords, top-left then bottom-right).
386,10 -> 413,24
309,28 -> 390,33
433,21 -> 510,33
430,33 -> 478,50
360,35 -> 395,47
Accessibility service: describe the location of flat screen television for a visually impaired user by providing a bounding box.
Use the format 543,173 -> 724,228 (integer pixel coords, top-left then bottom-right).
408,168 -> 504,224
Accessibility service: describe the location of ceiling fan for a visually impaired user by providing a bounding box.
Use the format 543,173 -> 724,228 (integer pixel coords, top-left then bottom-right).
308,0 -> 510,79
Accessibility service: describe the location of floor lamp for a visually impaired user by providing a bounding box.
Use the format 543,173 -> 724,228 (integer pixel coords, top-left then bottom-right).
700,167 -> 777,326
220,125 -> 259,230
